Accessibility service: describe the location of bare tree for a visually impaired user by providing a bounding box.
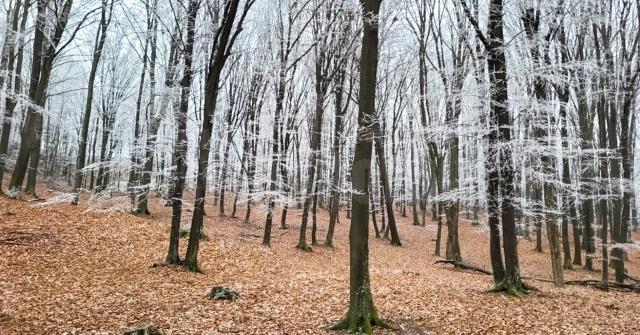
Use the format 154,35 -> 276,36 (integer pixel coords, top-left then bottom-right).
72,0 -> 114,204
184,0 -> 254,272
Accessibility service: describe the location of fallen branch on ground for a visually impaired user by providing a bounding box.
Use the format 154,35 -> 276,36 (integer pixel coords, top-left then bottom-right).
434,259 -> 492,275
565,280 -> 640,293
625,272 -> 639,283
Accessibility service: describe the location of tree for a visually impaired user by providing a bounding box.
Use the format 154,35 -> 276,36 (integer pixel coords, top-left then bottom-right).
297,0 -> 354,251
325,51 -> 354,248
331,0 -> 388,333
166,0 -> 200,266
0,0 -> 30,193
522,7 -> 563,287
72,0 -> 114,204
461,0 -> 529,293
262,0 -> 316,247
9,0 -> 82,197
184,0 -> 254,272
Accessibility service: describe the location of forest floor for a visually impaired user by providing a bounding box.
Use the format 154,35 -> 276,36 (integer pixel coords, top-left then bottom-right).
1,183 -> 640,334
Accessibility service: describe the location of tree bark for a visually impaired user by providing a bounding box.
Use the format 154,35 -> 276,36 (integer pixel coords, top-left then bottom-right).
372,124 -> 401,246
185,0 -> 251,271
72,0 -> 112,204
0,0 -> 28,193
332,1 -> 387,332
166,0 -> 198,265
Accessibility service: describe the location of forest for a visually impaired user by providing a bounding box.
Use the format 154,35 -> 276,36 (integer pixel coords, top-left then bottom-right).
0,0 -> 639,334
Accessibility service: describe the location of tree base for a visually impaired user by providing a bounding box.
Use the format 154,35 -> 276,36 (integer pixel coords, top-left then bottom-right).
183,261 -> 201,273
25,190 -> 40,200
330,310 -> 392,334
153,259 -> 183,268
296,243 -> 312,252
131,209 -> 151,217
487,280 -> 536,296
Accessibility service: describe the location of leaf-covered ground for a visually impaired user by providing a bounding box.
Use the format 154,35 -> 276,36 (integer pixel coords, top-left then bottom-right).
1,189 -> 639,334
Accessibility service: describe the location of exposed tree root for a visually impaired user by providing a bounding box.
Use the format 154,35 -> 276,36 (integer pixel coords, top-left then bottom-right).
486,280 -> 536,296
565,280 -> 640,293
131,209 -> 151,217
625,271 -> 639,283
296,243 -> 313,252
330,309 -> 393,334
434,259 -> 492,275
434,260 -> 538,295
182,261 -> 202,273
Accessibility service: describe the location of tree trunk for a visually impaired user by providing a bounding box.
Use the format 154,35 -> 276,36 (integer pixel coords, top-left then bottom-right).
263,65 -> 286,246
135,12 -> 161,216
185,0 -> 249,271
0,0 -> 28,193
325,68 -> 347,247
462,0 -> 526,291
372,124 -> 401,246
297,76 -> 328,252
410,120 -> 420,226
72,0 -> 111,203
165,0 -> 198,265
332,1 -> 387,332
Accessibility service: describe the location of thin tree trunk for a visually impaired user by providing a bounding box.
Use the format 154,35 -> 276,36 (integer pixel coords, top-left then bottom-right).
72,0 -> 112,203
165,0 -> 198,265
185,0 -> 250,271
373,123 -> 401,246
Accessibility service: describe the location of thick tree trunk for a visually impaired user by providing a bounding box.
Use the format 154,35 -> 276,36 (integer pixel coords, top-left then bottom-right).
333,1 -> 387,331
445,133 -> 461,262
9,0 -> 64,194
